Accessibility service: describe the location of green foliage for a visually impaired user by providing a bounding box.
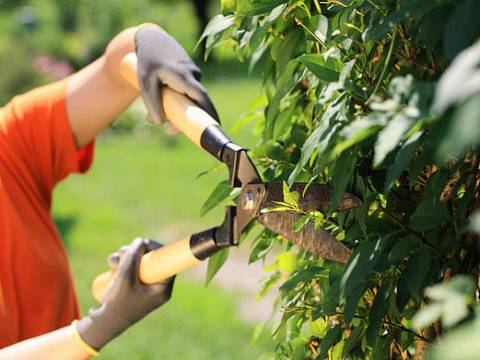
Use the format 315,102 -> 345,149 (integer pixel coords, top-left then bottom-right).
202,0 -> 480,358
0,0 -> 198,106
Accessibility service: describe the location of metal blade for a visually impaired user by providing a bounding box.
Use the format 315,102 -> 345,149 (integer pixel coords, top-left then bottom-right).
234,182 -> 361,256
259,182 -> 362,212
258,212 -> 351,263
236,151 -> 261,185
236,183 -> 362,235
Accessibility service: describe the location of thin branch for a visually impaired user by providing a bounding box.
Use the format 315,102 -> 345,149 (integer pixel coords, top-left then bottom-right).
377,201 -> 441,257
295,17 -> 326,49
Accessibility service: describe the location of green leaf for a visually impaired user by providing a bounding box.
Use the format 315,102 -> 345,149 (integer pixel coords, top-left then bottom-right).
429,309 -> 480,360
344,281 -> 367,324
198,14 -> 235,41
277,30 -> 305,75
249,230 -> 275,263
273,102 -> 296,140
396,275 -> 411,312
197,14 -> 235,56
339,238 -> 386,300
412,303 -> 443,330
388,235 -> 421,264
206,248 -> 229,285
293,215 -> 311,232
341,326 -> 364,358
384,131 -> 422,193
264,61 -> 306,139
409,170 -> 450,231
470,210 -> 480,235
200,180 -> 232,216
373,112 -> 415,167
310,317 -> 328,338
289,117 -> 340,184
405,247 -> 432,298
280,266 -> 324,294
317,325 -> 342,360
443,0 -> 480,60
257,273 -> 281,300
435,93 -> 480,161
433,38 -> 480,114
418,275 -> 475,328
328,149 -> 357,213
298,54 -> 340,82
283,181 -> 299,207
236,0 -> 287,16
371,1 -> 448,41
333,114 -> 385,157
276,252 -> 297,273
372,335 -> 393,360
307,14 -> 328,43
366,283 -> 390,346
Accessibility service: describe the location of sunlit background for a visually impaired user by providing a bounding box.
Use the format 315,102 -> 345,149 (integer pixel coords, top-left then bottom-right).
0,1 -> 273,358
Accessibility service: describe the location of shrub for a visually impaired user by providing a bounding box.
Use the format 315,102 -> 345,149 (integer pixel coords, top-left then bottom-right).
202,1 -> 480,358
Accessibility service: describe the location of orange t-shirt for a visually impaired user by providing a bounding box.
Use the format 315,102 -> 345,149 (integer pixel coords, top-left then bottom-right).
0,80 -> 94,347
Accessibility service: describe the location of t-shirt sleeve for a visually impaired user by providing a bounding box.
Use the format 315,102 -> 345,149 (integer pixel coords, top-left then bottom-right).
0,79 -> 95,193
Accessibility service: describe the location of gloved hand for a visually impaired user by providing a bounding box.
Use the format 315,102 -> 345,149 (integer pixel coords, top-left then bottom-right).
75,238 -> 175,351
135,25 -> 219,125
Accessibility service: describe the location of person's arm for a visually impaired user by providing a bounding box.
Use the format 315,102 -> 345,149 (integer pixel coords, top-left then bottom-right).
0,239 -> 173,359
67,24 -> 219,148
0,326 -> 91,360
66,27 -> 138,148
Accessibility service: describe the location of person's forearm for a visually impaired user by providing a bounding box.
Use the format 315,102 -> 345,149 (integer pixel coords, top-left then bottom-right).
67,27 -> 140,148
0,326 -> 90,360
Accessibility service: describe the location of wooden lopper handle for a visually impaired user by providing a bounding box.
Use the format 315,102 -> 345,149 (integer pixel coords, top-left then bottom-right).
120,53 -> 217,148
92,237 -> 201,303
92,54 -> 226,303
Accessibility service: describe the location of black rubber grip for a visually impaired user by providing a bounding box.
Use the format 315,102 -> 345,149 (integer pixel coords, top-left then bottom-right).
189,228 -> 219,260
200,124 -> 232,160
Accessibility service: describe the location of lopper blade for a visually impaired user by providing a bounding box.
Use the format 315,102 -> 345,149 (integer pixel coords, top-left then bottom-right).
235,182 -> 361,263
257,212 -> 351,263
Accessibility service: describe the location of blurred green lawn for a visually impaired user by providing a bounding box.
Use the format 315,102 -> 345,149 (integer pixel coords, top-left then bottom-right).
52,65 -> 268,359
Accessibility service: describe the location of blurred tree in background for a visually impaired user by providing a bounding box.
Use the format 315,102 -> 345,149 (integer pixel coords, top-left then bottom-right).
0,0 -> 207,106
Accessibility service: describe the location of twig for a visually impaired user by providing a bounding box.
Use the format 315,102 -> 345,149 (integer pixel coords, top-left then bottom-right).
294,17 -> 326,49
365,0 -> 386,15
377,201 -> 441,257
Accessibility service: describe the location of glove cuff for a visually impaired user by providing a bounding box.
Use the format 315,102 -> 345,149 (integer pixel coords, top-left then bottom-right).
71,320 -> 99,356
75,306 -> 131,351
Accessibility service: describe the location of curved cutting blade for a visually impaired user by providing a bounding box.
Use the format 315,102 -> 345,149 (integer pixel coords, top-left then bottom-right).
235,182 -> 361,263
258,211 -> 352,263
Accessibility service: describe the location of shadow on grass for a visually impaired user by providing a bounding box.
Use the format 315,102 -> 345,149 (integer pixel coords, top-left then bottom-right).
54,215 -> 77,252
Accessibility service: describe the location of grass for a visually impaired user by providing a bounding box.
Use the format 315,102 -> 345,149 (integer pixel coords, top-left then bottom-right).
52,62 -> 269,359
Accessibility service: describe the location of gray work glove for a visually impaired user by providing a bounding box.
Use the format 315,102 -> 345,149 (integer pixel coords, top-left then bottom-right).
76,238 -> 175,351
135,25 -> 220,125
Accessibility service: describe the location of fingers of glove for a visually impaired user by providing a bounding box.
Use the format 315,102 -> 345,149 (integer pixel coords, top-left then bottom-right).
183,76 -> 220,123
142,76 -> 165,124
108,252 -> 120,270
185,62 -> 202,81
147,275 -> 176,303
117,238 -> 148,284
156,68 -> 220,122
144,238 -> 163,252
107,245 -> 129,270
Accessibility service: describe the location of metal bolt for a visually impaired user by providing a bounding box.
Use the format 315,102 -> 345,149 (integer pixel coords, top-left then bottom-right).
243,190 -> 255,210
